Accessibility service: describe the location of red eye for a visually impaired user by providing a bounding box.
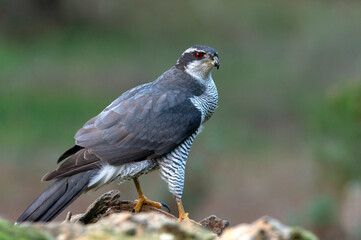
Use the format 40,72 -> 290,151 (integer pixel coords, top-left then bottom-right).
195,52 -> 204,59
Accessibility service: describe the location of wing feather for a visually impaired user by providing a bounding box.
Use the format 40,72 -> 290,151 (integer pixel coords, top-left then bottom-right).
45,81 -> 202,181
82,85 -> 201,163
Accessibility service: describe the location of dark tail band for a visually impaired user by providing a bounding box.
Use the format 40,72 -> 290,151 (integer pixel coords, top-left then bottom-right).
17,170 -> 96,222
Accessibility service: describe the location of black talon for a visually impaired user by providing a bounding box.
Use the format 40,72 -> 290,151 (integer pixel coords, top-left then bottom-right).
131,208 -> 135,213
161,202 -> 171,213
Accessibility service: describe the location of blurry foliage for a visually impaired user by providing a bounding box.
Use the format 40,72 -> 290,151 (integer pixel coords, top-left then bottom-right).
308,81 -> 361,190
304,195 -> 336,227
0,90 -> 107,149
0,1 -> 361,239
3,0 -> 361,156
303,81 -> 361,236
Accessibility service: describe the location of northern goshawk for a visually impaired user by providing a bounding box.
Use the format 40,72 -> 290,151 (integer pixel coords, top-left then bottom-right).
17,45 -> 220,222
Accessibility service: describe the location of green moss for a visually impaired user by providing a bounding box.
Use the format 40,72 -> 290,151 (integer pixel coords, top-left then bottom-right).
0,219 -> 52,240
290,227 -> 319,240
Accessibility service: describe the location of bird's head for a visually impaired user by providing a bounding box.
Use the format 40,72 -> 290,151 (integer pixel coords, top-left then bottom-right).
176,45 -> 220,80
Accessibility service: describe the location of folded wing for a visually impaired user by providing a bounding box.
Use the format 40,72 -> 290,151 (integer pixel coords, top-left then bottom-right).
44,83 -> 202,181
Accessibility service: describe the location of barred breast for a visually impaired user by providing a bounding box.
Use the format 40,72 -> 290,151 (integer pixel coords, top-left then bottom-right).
157,129 -> 201,199
190,77 -> 218,123
158,76 -> 218,199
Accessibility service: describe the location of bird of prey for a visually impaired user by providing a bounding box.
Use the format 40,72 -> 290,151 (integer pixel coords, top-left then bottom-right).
17,45 -> 220,223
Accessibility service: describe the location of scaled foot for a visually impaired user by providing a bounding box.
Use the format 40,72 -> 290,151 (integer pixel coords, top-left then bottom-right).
132,196 -> 170,213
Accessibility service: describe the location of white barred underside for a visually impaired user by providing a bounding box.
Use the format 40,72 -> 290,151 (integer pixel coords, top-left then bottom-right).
159,76 -> 219,199
158,129 -> 200,199
190,76 -> 218,123
87,159 -> 158,189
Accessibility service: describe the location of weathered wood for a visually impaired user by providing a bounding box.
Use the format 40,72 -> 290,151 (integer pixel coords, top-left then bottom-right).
68,190 -> 229,236
69,190 -> 176,224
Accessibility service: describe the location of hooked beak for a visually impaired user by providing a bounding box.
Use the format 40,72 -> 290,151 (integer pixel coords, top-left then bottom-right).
213,56 -> 220,69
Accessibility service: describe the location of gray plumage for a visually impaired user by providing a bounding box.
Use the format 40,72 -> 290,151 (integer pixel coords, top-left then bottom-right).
18,170 -> 97,222
17,45 -> 220,222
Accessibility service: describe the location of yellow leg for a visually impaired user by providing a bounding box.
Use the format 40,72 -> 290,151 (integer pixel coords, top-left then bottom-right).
176,198 -> 201,225
132,178 -> 162,213
176,197 -> 190,222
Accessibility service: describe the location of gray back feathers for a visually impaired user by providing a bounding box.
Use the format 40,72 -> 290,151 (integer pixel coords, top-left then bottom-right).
45,67 -> 203,181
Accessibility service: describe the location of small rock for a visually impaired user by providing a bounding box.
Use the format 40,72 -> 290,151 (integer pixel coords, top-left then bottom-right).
220,216 -> 318,240
200,215 -> 229,236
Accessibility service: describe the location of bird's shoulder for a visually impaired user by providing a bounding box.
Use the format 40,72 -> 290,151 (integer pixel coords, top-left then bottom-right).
79,67 -> 204,135
155,66 -> 206,97
71,70 -> 203,164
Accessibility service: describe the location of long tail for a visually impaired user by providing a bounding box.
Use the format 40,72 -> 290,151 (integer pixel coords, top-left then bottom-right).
17,170 -> 96,222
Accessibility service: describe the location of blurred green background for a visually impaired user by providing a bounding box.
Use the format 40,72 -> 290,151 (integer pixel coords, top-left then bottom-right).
1,1 -> 361,239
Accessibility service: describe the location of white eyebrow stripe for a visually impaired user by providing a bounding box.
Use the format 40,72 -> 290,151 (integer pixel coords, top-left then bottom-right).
183,48 -> 205,54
